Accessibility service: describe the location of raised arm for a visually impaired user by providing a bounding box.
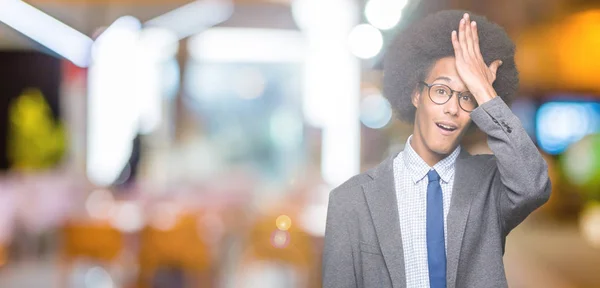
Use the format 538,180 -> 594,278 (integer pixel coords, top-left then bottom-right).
451,13 -> 551,233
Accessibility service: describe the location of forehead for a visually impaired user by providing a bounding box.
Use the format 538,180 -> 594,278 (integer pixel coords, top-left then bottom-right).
425,57 -> 466,90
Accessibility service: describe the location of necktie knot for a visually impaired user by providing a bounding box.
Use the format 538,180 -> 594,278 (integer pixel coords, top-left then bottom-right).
428,169 -> 440,182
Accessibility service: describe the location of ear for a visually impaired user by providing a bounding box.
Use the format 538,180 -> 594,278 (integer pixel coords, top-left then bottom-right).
411,90 -> 421,109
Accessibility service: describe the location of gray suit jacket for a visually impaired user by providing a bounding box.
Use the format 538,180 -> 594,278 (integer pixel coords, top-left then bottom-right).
322,97 -> 551,288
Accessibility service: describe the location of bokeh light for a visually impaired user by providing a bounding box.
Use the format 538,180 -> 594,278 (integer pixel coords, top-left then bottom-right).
85,189 -> 115,220
276,215 -> 292,231
510,97 -> 537,140
580,202 -> 600,249
271,230 -> 290,249
84,266 -> 114,288
109,202 -> 144,233
360,93 -> 393,129
149,202 -> 179,231
269,108 -> 303,150
348,24 -> 383,59
234,67 -> 267,100
536,101 -> 600,154
291,0 -> 357,33
562,133 -> 600,196
298,203 -> 328,237
365,0 -> 407,30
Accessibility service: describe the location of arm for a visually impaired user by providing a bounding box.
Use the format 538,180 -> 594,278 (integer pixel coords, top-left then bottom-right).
322,189 -> 357,288
451,13 -> 551,234
470,96 -> 551,233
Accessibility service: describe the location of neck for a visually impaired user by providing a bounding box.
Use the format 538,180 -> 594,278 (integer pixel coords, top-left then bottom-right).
410,129 -> 447,167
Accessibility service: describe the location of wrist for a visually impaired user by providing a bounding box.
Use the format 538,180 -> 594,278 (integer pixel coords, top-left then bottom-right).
471,84 -> 497,105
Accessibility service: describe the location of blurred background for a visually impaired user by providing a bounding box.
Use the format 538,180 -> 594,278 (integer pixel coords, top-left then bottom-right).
0,0 -> 599,287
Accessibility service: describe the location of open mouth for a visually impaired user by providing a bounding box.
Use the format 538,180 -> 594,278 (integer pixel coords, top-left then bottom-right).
436,122 -> 457,132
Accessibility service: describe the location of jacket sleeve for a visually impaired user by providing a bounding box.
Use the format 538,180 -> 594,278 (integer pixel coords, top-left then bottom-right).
322,188 -> 357,288
470,96 -> 552,234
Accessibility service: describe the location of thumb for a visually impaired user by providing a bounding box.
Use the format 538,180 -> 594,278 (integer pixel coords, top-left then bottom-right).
489,59 -> 503,76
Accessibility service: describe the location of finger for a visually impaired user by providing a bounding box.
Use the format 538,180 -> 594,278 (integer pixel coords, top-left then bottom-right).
464,14 -> 476,57
458,18 -> 469,60
489,59 -> 503,81
471,21 -> 483,59
451,30 -> 462,59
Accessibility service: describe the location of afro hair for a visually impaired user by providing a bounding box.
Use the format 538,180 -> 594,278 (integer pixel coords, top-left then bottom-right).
383,10 -> 519,123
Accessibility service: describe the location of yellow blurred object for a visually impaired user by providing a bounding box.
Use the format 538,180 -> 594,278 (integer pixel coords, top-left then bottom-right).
61,221 -> 123,262
238,212 -> 320,288
59,221 -> 124,287
579,201 -> 600,249
246,215 -> 315,267
517,10 -> 600,94
0,245 -> 6,267
7,88 -> 66,171
555,10 -> 600,92
248,221 -> 315,267
276,214 -> 292,231
137,213 -> 213,287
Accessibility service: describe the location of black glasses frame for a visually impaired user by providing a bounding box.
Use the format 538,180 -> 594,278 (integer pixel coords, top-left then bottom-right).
419,81 -> 477,112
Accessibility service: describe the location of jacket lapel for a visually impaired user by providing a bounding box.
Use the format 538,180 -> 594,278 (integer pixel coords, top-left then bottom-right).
363,149 -> 478,288
363,154 -> 406,288
446,149 -> 477,288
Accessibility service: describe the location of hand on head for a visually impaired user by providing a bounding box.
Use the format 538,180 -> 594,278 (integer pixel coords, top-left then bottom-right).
451,13 -> 502,104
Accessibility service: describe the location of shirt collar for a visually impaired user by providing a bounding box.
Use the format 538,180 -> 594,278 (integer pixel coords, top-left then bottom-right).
402,135 -> 461,184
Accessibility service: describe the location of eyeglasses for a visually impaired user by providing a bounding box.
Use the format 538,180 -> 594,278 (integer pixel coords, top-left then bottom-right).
419,81 -> 478,112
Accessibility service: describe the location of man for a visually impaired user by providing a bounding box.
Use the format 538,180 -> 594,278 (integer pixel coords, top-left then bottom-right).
322,10 -> 551,288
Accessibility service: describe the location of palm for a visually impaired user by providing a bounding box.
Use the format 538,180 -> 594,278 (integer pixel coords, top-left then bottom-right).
451,13 -> 501,103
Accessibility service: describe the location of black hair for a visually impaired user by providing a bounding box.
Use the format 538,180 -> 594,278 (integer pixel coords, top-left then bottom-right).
383,10 -> 519,123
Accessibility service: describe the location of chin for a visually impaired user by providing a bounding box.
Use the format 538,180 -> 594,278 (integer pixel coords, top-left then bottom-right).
430,138 -> 459,155
433,147 -> 454,156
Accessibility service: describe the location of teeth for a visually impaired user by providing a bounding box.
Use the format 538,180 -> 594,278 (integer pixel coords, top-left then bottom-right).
438,123 -> 455,130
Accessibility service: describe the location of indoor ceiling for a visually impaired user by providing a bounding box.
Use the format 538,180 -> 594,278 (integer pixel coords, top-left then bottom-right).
4,0 -> 600,94
0,0 -> 584,50
0,0 -> 296,50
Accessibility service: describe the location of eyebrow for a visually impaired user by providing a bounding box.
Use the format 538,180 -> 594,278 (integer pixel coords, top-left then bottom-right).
432,76 -> 452,82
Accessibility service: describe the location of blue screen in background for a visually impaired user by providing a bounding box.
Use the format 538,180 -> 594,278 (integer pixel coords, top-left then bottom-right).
536,101 -> 600,155
511,98 -> 538,141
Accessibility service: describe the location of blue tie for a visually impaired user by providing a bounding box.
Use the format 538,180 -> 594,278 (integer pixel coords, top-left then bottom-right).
427,169 -> 446,288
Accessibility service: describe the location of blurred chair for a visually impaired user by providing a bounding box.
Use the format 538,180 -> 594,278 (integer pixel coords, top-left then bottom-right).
61,221 -> 123,262
137,212 -> 214,288
236,212 -> 320,288
60,221 -> 124,286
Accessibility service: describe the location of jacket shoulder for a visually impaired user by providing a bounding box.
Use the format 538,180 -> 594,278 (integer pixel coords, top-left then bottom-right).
328,173 -> 371,206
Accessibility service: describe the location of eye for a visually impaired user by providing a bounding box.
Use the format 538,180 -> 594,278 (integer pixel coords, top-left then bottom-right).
435,89 -> 448,95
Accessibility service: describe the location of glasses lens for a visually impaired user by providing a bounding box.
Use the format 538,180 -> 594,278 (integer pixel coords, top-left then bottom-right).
458,92 -> 478,111
429,84 -> 452,104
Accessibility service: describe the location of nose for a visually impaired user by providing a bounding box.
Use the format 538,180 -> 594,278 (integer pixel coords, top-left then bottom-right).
443,92 -> 460,116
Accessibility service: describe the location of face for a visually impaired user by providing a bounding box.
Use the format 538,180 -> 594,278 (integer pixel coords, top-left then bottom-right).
411,57 -> 472,164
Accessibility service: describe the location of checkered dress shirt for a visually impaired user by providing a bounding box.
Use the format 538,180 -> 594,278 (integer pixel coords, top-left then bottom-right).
393,135 -> 461,287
